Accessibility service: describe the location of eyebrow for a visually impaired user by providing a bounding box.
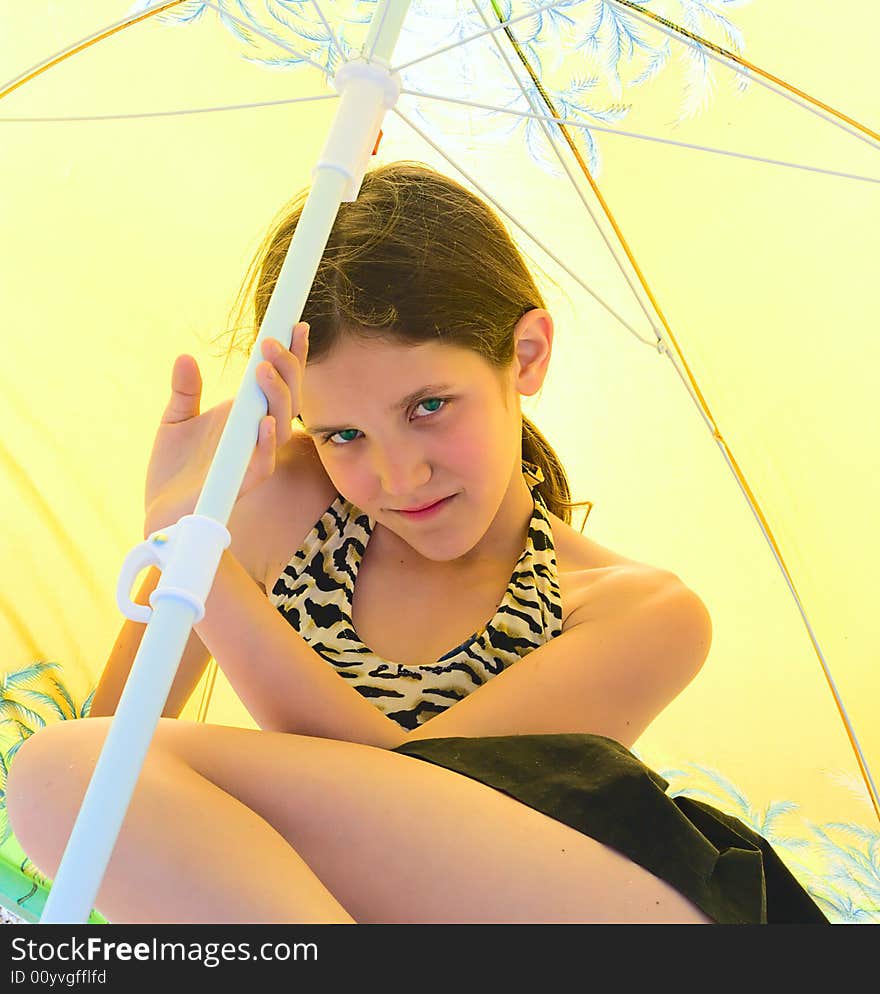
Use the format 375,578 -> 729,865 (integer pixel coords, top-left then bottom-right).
301,383 -> 456,436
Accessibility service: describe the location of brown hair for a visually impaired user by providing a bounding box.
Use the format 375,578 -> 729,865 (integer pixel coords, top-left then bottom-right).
216,160 -> 591,528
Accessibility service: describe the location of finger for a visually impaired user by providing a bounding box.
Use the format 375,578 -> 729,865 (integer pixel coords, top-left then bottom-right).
257,343 -> 299,445
261,416 -> 277,483
260,322 -> 309,368
241,415 -> 276,498
257,414 -> 276,456
267,415 -> 277,450
258,358 -> 293,447
295,321 -> 309,363
259,328 -> 306,446
162,354 -> 202,424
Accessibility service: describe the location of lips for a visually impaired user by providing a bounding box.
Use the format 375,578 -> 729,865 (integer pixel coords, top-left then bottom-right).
396,496 -> 450,512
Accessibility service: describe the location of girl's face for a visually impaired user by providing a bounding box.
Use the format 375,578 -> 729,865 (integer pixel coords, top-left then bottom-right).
298,335 -> 531,567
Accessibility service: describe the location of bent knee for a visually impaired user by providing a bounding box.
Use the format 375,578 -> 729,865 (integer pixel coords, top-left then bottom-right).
6,718 -> 112,855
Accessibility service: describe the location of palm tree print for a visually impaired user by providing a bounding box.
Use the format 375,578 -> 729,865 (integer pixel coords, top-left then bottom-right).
0,661 -> 103,925
650,756 -> 880,924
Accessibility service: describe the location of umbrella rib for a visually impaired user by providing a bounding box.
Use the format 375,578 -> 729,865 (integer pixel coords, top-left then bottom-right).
392,105 -> 653,348
1,0 -> 188,102
469,0 -> 664,351
0,0 -> 331,104
0,94 -> 339,125
389,0 -> 879,152
307,0 -> 343,60
199,0 -> 345,76
198,0 -> 342,76
6,83 -> 873,190
609,0 -> 880,151
389,0 -> 568,74
399,89 -> 880,187
707,443 -> 880,826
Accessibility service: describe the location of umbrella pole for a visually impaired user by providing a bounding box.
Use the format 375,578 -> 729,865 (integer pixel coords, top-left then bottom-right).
39,0 -> 412,925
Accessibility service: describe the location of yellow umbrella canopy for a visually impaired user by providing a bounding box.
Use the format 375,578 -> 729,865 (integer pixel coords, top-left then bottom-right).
1,0 -> 878,923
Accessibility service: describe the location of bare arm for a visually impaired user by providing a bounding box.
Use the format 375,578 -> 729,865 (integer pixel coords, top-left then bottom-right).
405,566 -> 712,749
89,566 -> 213,719
192,549 -> 407,750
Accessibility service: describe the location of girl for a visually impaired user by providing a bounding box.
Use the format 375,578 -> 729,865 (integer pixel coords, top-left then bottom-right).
7,162 -> 827,925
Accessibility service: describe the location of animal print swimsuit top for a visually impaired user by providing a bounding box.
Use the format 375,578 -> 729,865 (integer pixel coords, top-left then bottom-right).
267,461 -> 564,731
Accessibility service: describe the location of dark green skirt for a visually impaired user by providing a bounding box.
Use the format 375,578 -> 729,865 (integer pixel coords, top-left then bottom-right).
391,733 -> 829,925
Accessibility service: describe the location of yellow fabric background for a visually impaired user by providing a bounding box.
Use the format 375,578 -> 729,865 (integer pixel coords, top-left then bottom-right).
2,3 -> 877,920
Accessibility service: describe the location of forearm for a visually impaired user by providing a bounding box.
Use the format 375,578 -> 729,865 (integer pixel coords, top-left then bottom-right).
194,550 -> 407,750
90,567 -> 212,719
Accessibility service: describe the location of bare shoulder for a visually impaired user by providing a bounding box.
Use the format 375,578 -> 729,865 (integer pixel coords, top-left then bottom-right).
547,511 -> 702,630
228,429 -> 337,594
542,513 -> 712,741
407,512 -> 712,746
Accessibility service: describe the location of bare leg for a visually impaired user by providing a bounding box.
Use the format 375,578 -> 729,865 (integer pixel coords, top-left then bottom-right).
8,743 -> 354,925
10,718 -> 714,924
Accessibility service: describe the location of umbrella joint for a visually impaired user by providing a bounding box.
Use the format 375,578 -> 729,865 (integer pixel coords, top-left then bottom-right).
317,56 -> 403,201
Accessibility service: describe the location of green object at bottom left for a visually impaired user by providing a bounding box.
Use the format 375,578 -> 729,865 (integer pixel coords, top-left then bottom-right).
0,836 -> 109,925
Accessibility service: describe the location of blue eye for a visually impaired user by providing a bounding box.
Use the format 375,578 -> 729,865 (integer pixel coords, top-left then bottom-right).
323,397 -> 449,447
325,428 -> 360,445
414,397 -> 445,417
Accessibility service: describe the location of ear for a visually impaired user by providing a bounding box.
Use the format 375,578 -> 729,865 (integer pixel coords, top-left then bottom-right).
512,308 -> 553,397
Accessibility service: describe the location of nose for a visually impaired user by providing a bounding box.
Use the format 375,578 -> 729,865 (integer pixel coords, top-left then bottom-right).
372,441 -> 431,498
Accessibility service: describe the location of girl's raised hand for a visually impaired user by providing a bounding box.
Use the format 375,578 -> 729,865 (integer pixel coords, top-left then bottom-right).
143,322 -> 309,537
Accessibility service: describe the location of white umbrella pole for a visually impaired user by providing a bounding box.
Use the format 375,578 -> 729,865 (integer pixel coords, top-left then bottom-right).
39,0 -> 412,925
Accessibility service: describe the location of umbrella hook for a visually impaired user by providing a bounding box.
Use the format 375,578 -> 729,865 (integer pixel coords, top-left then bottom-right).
116,515 -> 232,626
